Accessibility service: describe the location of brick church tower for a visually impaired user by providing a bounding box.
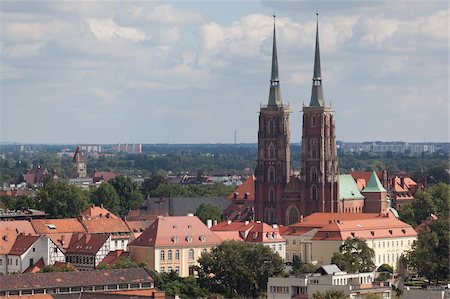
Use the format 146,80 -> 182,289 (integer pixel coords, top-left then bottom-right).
255,19 -> 291,224
300,15 -> 339,214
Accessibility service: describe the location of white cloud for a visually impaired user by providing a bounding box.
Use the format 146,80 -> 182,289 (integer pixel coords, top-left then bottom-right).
158,27 -> 180,45
128,4 -> 204,25
86,17 -> 146,43
89,87 -> 117,104
8,42 -> 45,59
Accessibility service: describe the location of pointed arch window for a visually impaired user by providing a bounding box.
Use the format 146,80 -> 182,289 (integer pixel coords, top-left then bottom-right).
311,167 -> 318,182
311,185 -> 318,201
265,209 -> 275,224
268,120 -> 275,135
268,166 -> 275,182
288,206 -> 299,225
269,144 -> 275,159
269,187 -> 275,203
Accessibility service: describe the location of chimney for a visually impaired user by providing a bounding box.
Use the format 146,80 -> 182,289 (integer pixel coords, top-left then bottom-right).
227,220 -> 232,225
300,215 -> 304,222
100,203 -> 104,208
187,213 -> 194,217
213,220 -> 218,226
206,219 -> 213,229
244,221 -> 249,225
245,192 -> 249,199
272,224 -> 278,229
61,234 -> 65,244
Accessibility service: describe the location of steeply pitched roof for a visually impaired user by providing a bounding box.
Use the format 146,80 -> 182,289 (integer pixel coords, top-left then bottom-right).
338,174 -> 365,200
362,171 -> 387,193
0,268 -> 154,292
227,176 -> 255,201
72,146 -> 85,163
129,215 -> 222,247
0,221 -> 36,255
267,18 -> 282,108
310,14 -> 325,107
80,205 -> 120,219
9,234 -> 40,256
99,250 -> 130,267
66,233 -> 110,255
244,222 -> 284,243
23,257 -> 45,273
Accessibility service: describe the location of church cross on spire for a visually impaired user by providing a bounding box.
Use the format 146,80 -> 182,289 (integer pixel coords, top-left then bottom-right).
309,12 -> 325,107
267,15 -> 282,107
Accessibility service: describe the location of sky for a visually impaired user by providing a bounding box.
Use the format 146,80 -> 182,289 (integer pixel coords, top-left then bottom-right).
1,1 -> 448,144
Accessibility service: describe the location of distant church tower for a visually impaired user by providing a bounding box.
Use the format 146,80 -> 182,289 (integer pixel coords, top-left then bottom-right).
72,146 -> 87,178
300,15 -> 339,214
255,18 -> 291,224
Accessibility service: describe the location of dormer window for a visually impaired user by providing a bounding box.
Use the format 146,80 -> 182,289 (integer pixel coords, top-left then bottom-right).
185,236 -> 192,243
199,235 -> 206,242
253,232 -> 258,239
171,236 -> 178,243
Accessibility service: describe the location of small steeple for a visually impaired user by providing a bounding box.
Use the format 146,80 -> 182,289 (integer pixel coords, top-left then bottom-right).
363,171 -> 387,193
268,15 -> 282,108
309,13 -> 325,107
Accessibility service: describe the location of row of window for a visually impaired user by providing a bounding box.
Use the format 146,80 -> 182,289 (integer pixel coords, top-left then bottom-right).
66,255 -> 94,265
160,249 -> 207,262
373,239 -> 411,248
269,286 -> 289,294
378,252 -> 401,264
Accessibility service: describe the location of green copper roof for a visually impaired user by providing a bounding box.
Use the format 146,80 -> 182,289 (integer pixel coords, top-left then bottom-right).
362,171 -> 387,193
339,174 -> 365,200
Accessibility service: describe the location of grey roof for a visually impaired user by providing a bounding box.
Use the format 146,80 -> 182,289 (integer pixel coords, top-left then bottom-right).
310,14 -> 325,107
142,197 -> 231,216
267,18 -> 282,108
317,264 -> 342,275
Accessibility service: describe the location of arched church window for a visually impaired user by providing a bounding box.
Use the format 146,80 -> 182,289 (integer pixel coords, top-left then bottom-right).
311,167 -> 318,182
311,185 -> 318,201
268,120 -> 275,135
269,144 -> 275,159
287,206 -> 299,225
269,187 -> 275,203
268,166 -> 275,182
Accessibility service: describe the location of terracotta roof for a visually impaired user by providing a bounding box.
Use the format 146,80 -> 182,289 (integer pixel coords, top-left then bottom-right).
31,218 -> 86,234
244,222 -> 285,243
9,234 -> 40,256
0,220 -> 36,255
23,257 -> 45,273
350,171 -> 382,185
47,233 -> 75,250
80,205 -> 120,219
99,250 -> 130,266
80,214 -> 130,234
291,213 -> 386,228
66,233 -> 110,255
311,215 -> 417,241
126,220 -> 153,233
0,268 -> 154,291
211,220 -> 254,232
129,216 -> 222,247
227,175 -> 255,200
415,214 -> 438,233
211,231 -> 242,241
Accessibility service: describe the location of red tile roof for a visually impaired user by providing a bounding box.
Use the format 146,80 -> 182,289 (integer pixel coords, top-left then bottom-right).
80,205 -> 120,219
66,233 -> 110,255
99,250 -> 130,267
92,171 -> 117,183
9,234 -> 40,256
23,257 -> 45,273
311,215 -> 417,241
31,218 -> 86,234
129,216 -> 222,247
227,176 -> 255,201
244,222 -> 285,243
80,214 -> 130,234
0,220 -> 36,255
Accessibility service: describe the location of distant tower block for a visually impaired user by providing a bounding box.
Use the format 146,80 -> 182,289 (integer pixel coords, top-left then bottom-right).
72,146 -> 87,178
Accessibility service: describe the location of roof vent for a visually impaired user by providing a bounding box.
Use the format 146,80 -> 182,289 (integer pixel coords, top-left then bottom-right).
389,229 -> 393,235
370,231 -> 375,236
351,232 -> 355,237
401,229 -> 406,234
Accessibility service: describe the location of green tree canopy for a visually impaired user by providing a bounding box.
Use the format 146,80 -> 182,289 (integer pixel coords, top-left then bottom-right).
331,238 -> 375,273
90,182 -> 121,215
152,270 -> 208,299
290,255 -> 319,276
312,289 -> 348,299
406,218 -> 449,285
197,240 -> 284,298
36,181 -> 89,218
399,183 -> 450,227
108,176 -> 144,216
195,203 -> 221,224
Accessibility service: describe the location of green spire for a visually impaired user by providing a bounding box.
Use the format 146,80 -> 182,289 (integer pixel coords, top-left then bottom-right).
309,13 -> 324,107
362,171 -> 387,193
267,15 -> 282,107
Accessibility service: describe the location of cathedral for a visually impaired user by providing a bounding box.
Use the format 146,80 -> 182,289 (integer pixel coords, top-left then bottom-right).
254,16 -> 387,225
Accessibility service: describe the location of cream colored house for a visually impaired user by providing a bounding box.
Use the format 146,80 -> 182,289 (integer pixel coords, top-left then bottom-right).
128,215 -> 222,277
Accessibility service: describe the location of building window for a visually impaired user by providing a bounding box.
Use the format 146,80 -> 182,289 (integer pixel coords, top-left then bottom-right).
311,167 -> 318,182
202,249 -> 207,254
168,266 -> 172,272
312,116 -> 316,127
160,250 -> 165,261
32,248 -> 35,252
265,209 -> 275,224
167,250 -> 172,261
268,120 -> 275,135
288,206 -> 299,225
16,259 -> 18,266
189,265 -> 195,276
269,144 -> 275,158
188,249 -> 194,260
278,244 -> 282,251
160,267 -> 165,273
311,185 -> 318,201
175,250 -> 180,260
0,259 -> 2,266
269,187 -> 275,203
175,266 -> 180,274
268,166 -> 275,182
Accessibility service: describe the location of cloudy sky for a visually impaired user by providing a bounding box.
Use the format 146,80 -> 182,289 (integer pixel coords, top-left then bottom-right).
1,1 -> 448,144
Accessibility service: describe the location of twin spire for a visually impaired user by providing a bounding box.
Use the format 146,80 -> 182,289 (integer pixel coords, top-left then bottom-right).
267,14 -> 325,108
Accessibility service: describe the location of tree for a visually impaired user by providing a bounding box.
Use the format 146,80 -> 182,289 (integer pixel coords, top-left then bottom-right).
406,218 -> 449,285
399,183 -> 450,226
197,241 -> 284,298
331,238 -> 375,273
40,263 -> 76,272
312,289 -> 348,299
152,270 -> 208,299
90,182 -> 121,215
36,181 -> 89,218
195,203 -> 221,224
290,255 -> 319,275
109,176 -> 145,216
142,173 -> 166,198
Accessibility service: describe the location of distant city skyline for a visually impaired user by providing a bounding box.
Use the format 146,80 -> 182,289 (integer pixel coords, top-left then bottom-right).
1,1 -> 448,144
